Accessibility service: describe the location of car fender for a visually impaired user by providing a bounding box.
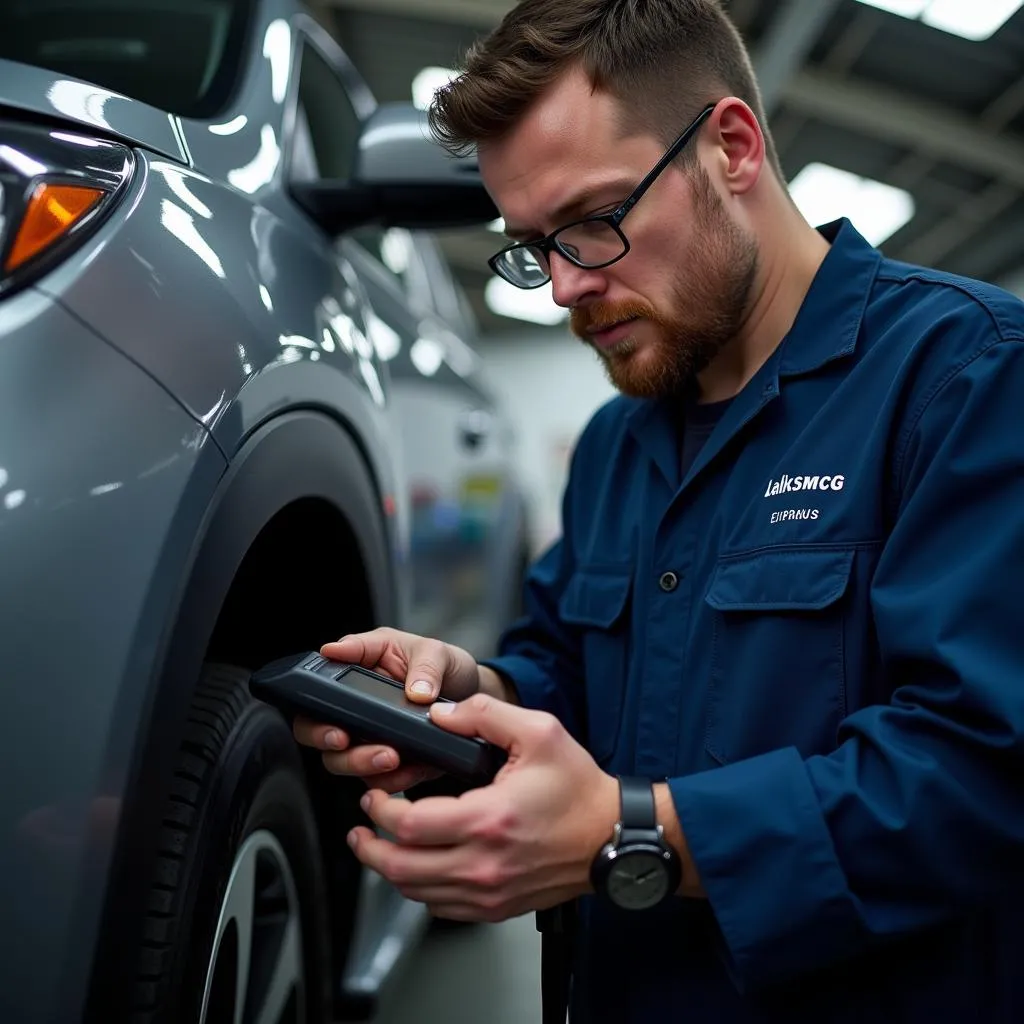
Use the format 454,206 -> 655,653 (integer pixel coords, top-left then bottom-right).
84,408 -> 400,1022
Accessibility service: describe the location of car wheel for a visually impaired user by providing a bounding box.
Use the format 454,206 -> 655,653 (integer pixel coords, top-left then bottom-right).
131,664 -> 332,1024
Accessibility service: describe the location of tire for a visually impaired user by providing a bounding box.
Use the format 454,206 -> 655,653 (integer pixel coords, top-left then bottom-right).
131,664 -> 332,1024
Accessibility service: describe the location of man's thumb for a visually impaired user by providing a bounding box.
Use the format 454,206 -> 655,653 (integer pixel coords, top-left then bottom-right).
404,661 -> 444,704
429,693 -> 537,751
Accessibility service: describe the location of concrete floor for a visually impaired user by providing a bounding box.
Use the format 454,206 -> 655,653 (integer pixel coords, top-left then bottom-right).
370,914 -> 542,1024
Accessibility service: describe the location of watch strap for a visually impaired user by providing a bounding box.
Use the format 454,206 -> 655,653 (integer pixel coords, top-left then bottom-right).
618,775 -> 657,831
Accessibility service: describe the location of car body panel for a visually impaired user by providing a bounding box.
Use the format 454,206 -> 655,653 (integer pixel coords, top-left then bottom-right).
0,287 -> 227,1024
0,56 -> 187,163
0,0 -> 528,1019
33,149 -> 406,548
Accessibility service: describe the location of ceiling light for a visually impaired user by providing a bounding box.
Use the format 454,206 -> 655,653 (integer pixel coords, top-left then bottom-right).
485,277 -> 569,326
412,66 -> 459,111
788,163 -> 915,247
923,0 -> 1023,39
410,336 -> 445,376
855,0 -> 928,15
854,0 -> 1023,39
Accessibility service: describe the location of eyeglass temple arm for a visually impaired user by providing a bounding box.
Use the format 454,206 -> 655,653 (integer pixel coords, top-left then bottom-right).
615,103 -> 718,220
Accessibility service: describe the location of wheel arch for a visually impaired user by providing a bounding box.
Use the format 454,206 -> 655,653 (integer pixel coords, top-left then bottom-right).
85,409 -> 399,1022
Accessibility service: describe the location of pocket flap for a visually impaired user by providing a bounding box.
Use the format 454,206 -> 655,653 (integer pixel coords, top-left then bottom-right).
559,568 -> 633,628
706,547 -> 855,612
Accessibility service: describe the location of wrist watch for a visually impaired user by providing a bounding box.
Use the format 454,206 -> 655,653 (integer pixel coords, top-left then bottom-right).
590,776 -> 682,911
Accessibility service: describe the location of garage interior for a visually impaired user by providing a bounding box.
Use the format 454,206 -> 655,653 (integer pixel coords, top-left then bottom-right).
320,0 -> 1024,562
301,0 -> 1024,1019
2,0 -> 1022,1020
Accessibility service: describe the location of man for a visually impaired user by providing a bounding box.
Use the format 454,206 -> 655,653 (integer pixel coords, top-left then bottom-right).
294,1 -> 1024,1020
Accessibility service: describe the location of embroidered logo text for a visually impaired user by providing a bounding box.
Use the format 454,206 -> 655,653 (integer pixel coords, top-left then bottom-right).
764,473 -> 845,498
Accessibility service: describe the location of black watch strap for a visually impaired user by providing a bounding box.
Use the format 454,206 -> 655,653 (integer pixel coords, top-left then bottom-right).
618,776 -> 657,831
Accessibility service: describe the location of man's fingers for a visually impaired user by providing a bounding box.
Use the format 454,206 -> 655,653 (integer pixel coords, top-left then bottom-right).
319,629 -> 461,706
430,692 -> 559,751
362,788 -> 483,846
348,827 -> 463,888
370,765 -> 443,794
425,903 -> 484,923
321,632 -> 393,672
292,716 -> 350,751
320,752 -> 439,794
322,745 -> 401,776
321,630 -> 446,703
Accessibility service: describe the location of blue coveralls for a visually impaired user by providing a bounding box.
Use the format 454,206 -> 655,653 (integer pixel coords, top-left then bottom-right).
483,219 -> 1024,1022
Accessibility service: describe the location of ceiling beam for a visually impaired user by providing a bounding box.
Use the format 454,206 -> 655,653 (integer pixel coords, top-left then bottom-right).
754,0 -> 843,114
781,69 -> 1024,191
980,75 -> 1024,132
821,9 -> 879,73
896,182 -> 1020,266
328,0 -> 508,28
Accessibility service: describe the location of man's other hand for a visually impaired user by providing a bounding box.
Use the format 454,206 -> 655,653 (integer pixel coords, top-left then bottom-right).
346,694 -> 619,923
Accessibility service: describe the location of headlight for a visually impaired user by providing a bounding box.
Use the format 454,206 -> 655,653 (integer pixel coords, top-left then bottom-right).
0,122 -> 133,296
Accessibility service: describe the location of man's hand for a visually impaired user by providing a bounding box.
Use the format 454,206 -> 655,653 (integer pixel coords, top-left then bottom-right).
346,694 -> 620,923
292,627 -> 511,793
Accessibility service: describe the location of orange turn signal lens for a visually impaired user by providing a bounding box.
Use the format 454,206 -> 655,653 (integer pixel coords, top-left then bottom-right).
5,183 -> 105,272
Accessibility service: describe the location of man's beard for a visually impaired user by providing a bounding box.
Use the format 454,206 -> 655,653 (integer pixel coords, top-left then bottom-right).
570,167 -> 759,400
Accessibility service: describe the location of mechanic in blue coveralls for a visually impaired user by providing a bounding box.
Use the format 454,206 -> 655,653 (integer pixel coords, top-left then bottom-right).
294,1 -> 1024,1020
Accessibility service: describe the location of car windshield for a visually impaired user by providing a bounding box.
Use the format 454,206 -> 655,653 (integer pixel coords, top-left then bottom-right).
0,0 -> 254,118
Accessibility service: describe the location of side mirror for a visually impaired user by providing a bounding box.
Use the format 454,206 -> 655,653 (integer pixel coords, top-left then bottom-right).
291,102 -> 498,234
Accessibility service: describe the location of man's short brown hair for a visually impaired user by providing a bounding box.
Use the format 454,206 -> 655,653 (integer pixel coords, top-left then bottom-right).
429,0 -> 783,180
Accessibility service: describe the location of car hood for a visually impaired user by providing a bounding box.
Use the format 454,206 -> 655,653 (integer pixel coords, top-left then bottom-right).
0,58 -> 187,163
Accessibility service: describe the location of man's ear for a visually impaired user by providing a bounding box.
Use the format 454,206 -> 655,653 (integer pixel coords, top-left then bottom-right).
705,98 -> 765,196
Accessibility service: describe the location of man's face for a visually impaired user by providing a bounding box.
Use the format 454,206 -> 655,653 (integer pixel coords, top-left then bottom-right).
478,67 -> 759,399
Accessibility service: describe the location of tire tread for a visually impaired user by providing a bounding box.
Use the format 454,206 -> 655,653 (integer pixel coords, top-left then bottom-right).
129,665 -> 255,1024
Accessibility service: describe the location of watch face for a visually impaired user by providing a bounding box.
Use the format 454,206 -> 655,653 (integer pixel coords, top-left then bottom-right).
607,850 -> 670,910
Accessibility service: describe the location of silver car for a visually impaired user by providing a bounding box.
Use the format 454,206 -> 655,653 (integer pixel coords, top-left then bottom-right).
0,1 -> 529,1022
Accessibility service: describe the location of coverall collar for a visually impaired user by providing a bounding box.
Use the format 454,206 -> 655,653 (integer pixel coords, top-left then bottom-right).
624,218 -> 883,491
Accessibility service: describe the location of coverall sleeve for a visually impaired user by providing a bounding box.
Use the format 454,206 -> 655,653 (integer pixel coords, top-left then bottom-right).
479,446 -> 587,740
669,338 -> 1024,992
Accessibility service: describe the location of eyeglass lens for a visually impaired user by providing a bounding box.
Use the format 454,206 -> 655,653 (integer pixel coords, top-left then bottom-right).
498,219 -> 626,286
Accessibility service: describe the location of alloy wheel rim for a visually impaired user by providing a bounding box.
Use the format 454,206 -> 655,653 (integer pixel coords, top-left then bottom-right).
199,829 -> 305,1024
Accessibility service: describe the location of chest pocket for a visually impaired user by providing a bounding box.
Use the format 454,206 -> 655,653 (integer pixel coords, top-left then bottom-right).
704,546 -> 854,766
559,567 -> 633,767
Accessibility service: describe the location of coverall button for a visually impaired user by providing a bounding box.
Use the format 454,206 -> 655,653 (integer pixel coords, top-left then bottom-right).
658,571 -> 680,593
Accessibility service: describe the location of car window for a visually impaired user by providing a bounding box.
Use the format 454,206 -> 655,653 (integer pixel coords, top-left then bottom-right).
290,39 -> 362,181
0,0 -> 254,118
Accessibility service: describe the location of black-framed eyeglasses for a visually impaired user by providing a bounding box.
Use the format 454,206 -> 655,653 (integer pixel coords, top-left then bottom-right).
488,102 -> 718,290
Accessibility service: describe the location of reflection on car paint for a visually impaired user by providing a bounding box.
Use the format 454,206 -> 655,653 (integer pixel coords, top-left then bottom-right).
227,123 -> 281,195
263,19 -> 292,105
208,115 -> 248,136
160,200 -> 226,278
